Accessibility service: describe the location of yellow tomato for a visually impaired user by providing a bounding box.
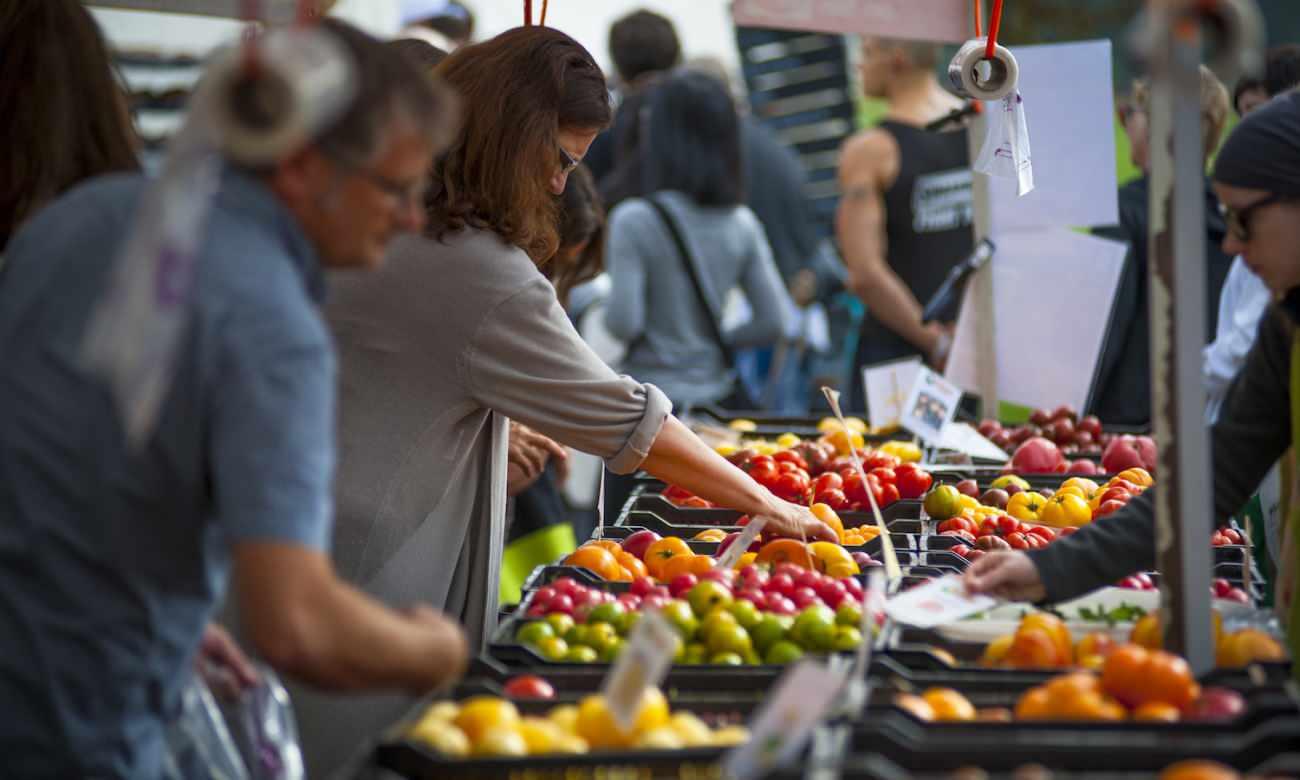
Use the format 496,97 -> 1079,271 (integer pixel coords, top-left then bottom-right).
576,690 -> 670,749
809,541 -> 860,577
1055,485 -> 1089,501
692,528 -> 727,542
1116,467 -> 1154,487
880,441 -> 922,463
1038,493 -> 1092,527
810,503 -> 846,541
731,552 -> 758,570
1061,477 -> 1100,496
956,494 -> 980,513
454,696 -> 521,744
728,419 -> 758,432
1007,492 -> 1046,523
714,443 -> 739,457
776,432 -> 802,448
822,428 -> 865,456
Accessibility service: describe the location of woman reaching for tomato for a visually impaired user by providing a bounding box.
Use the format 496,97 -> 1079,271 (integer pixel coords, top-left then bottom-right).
305,27 -> 838,771
964,95 -> 1299,674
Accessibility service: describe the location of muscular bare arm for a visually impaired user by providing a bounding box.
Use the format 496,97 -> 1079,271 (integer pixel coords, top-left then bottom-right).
836,130 -> 948,364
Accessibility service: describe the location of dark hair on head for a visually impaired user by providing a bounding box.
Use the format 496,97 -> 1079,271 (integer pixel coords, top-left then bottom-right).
609,10 -> 681,85
0,0 -> 140,250
387,38 -> 449,70
428,26 -> 612,263
549,165 -> 605,305
643,69 -> 743,207
311,18 -> 458,168
1265,44 -> 1300,97
1233,75 -> 1265,115
416,1 -> 474,44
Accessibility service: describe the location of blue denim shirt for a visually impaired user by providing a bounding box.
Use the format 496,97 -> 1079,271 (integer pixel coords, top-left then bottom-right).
0,169 -> 334,778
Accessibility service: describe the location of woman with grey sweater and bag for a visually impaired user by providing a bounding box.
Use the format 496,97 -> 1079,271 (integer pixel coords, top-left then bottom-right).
295,27 -> 834,776
604,69 -> 794,411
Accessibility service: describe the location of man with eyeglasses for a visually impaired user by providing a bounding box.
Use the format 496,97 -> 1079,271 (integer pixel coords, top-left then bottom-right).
0,20 -> 469,777
964,90 -> 1300,675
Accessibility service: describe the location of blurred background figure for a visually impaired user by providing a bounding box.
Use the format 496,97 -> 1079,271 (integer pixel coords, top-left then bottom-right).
1090,66 -> 1232,428
838,37 -> 973,413
398,0 -> 474,53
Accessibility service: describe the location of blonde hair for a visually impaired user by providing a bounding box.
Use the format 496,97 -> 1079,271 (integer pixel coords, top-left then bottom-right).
1130,65 -> 1231,162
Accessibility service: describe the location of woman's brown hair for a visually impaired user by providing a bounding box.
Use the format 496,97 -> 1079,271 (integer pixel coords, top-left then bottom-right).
428,26 -> 611,263
0,0 -> 140,251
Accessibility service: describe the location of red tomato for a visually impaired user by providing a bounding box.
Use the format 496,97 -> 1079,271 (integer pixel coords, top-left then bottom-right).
814,488 -> 849,510
1097,486 -> 1132,505
1059,527 -> 1078,537
938,517 -> 976,535
996,515 -> 1021,535
950,543 -> 972,559
1005,531 -> 1030,550
879,483 -> 901,506
681,496 -> 712,508
812,472 -> 844,494
503,675 -> 555,699
843,473 -> 870,505
749,464 -> 779,488
862,451 -> 901,470
895,467 -> 933,499
1094,499 -> 1126,518
1026,525 -> 1056,541
749,454 -> 776,469
1023,534 -> 1046,549
773,450 -> 809,471
663,484 -> 693,501
979,518 -> 999,537
778,461 -> 801,474
773,472 -> 807,501
1221,528 -> 1243,545
868,467 -> 897,486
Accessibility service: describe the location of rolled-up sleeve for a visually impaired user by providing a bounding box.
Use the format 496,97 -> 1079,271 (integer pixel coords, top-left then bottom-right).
465,277 -> 671,474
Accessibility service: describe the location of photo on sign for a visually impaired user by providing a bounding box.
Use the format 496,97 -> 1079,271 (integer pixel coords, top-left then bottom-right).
899,367 -> 963,443
909,391 -> 948,432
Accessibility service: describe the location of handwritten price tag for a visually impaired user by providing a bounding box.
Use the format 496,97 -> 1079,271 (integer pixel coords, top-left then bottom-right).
884,574 -> 996,629
600,610 -> 678,732
714,516 -> 768,571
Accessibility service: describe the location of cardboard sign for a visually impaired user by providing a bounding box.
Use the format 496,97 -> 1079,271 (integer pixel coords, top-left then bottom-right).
732,0 -> 969,43
899,367 -> 963,443
600,610 -> 678,732
721,659 -> 846,780
885,574 -> 996,629
863,357 -> 922,432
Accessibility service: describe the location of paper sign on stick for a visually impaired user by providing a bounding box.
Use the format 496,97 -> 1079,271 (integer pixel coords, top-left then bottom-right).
722,659 -> 846,780
899,367 -> 963,444
732,0 -> 969,43
885,574 -> 997,629
600,610 -> 678,732
863,357 -> 921,432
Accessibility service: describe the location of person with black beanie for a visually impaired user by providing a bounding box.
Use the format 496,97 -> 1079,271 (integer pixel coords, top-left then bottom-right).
964,92 -> 1300,676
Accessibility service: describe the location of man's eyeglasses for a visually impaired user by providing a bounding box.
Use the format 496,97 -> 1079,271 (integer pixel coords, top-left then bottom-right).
558,145 -> 581,176
1222,193 -> 1295,242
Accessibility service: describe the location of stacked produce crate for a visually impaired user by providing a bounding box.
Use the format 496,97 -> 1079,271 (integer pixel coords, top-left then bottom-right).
364,408 -> 1296,780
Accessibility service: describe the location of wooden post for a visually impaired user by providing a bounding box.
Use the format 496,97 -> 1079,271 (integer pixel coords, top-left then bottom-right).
968,116 -> 998,419
1146,1 -> 1215,673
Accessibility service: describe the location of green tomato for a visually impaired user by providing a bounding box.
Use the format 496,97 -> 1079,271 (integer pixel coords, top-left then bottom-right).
659,600 -> 699,639
831,625 -> 863,652
683,643 -> 708,665
545,613 -> 576,638
706,623 -> 754,657
726,599 -> 763,630
791,605 -> 836,652
564,645 -> 599,663
835,603 -> 863,628
586,603 -> 628,632
709,651 -> 744,666
749,615 -> 788,655
563,625 -> 590,647
764,640 -> 804,665
600,637 -> 627,662
514,621 -> 555,647
700,609 -> 738,640
535,636 -> 569,662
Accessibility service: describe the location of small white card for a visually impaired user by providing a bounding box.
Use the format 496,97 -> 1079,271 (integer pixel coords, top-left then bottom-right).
600,610 -> 678,731
714,516 -> 768,570
884,574 -> 997,629
935,421 -> 1008,461
863,357 -> 922,431
721,659 -> 846,780
899,367 -> 964,444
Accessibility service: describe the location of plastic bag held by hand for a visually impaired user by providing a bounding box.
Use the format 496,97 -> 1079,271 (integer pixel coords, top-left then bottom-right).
975,91 -> 1034,196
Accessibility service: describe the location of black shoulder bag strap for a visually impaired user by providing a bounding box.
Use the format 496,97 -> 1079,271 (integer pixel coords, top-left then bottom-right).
644,194 -> 737,369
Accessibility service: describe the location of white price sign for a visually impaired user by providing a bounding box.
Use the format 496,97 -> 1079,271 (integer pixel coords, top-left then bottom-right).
600,610 -> 678,732
721,659 -> 846,780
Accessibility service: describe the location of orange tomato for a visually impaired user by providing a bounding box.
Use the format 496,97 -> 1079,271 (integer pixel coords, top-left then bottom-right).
686,554 -> 716,576
921,687 -> 977,722
1130,613 -> 1163,649
893,693 -> 935,722
644,537 -> 692,580
1101,644 -> 1150,708
810,503 -> 845,541
692,528 -> 727,542
981,634 -> 1015,667
731,552 -> 757,570
1132,702 -> 1181,722
1158,760 -> 1241,780
1074,631 -> 1117,664
1014,686 -> 1052,720
1216,628 -> 1286,667
1116,468 -> 1154,488
1020,614 -> 1072,664
615,551 -> 647,580
753,538 -> 815,569
564,545 -> 621,580
1141,651 -> 1199,710
589,539 -> 623,554
657,553 -> 699,582
1006,627 -> 1065,668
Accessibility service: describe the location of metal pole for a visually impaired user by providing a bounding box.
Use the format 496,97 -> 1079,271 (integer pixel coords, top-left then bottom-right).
1142,0 -> 1261,673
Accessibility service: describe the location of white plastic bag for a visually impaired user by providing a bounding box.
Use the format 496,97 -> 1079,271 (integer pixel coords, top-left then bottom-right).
975,91 -> 1035,196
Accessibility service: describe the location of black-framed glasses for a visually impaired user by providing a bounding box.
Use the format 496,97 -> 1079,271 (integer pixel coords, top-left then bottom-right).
558,145 -> 580,175
1222,193 -> 1295,242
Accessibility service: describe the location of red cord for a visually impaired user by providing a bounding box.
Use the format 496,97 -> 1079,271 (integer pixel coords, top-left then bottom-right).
241,0 -> 261,72
541,0 -> 549,25
973,0 -> 982,38
984,0 -> 1003,59
524,0 -> 532,25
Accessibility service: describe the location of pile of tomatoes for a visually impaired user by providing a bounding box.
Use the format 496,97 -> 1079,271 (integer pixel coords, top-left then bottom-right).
938,514 -> 1074,560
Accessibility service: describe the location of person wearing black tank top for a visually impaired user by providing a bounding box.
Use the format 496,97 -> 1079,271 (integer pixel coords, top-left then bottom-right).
837,37 -> 974,411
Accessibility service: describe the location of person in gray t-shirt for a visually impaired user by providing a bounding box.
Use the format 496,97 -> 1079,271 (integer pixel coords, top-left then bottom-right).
0,21 -> 466,778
